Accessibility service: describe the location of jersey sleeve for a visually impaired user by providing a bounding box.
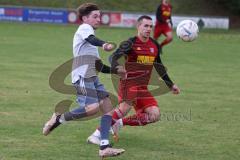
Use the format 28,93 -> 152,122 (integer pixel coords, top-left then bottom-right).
95,59 -> 117,74
110,38 -> 134,69
152,39 -> 174,88
156,4 -> 163,22
78,23 -> 95,40
85,35 -> 105,47
153,54 -> 174,88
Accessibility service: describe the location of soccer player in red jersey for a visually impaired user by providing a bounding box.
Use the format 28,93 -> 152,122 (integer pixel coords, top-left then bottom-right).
154,0 -> 173,50
87,15 -> 180,145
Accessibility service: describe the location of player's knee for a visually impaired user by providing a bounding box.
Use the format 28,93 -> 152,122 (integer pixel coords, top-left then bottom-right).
167,36 -> 173,42
155,112 -> 160,122
85,103 -> 100,116
148,109 -> 160,123
99,97 -> 113,114
153,112 -> 161,122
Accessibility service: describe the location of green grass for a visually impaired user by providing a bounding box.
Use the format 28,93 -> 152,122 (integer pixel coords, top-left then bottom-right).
0,22 -> 240,160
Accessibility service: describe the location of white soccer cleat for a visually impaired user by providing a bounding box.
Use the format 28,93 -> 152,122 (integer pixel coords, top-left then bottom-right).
99,147 -> 125,158
42,113 -> 61,136
87,128 -> 115,145
87,134 -> 101,145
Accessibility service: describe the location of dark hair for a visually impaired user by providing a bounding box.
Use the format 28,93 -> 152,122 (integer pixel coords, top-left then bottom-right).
137,15 -> 152,23
77,3 -> 99,21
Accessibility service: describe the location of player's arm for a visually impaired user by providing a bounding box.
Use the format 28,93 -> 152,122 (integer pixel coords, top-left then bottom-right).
167,5 -> 173,27
153,54 -> 174,88
95,59 -> 118,74
110,39 -> 133,78
85,35 -> 115,51
153,52 -> 180,94
94,38 -> 133,75
167,12 -> 173,28
156,5 -> 163,23
111,39 -> 132,69
85,35 -> 105,46
169,18 -> 173,27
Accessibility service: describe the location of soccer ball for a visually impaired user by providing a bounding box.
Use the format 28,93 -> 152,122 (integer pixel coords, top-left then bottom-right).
176,20 -> 199,42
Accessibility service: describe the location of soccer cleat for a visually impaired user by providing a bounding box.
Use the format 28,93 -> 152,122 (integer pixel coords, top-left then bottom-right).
87,128 -> 115,145
99,147 -> 125,158
87,134 -> 101,145
42,113 -> 61,136
112,119 -> 123,142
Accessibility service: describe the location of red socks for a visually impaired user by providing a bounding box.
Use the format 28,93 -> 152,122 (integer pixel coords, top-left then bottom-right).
122,113 -> 152,126
111,108 -> 124,125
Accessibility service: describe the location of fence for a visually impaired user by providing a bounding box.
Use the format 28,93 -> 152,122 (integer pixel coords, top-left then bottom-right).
0,6 -> 229,29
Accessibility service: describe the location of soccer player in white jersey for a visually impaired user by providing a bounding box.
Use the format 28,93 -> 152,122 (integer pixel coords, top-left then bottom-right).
42,3 -> 125,158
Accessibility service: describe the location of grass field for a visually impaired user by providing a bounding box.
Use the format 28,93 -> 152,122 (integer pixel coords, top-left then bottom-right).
0,22 -> 240,160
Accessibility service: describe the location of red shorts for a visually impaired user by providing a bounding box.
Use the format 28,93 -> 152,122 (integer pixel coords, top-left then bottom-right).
118,82 -> 158,113
154,22 -> 172,39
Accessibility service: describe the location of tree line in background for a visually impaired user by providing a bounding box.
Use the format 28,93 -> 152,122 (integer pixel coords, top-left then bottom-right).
214,0 -> 240,14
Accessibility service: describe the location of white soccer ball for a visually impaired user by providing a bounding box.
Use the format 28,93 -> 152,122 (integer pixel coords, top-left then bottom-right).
176,20 -> 199,42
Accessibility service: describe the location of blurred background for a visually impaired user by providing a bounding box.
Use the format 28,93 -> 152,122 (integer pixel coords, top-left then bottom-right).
0,0 -> 240,28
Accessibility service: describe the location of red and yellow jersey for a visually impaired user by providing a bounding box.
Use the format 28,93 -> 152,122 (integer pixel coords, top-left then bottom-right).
127,37 -> 158,64
111,36 -> 174,89
156,3 -> 172,24
124,37 -> 158,85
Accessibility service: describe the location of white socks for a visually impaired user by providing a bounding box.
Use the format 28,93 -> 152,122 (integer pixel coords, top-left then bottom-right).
59,114 -> 66,124
93,129 -> 101,137
100,140 -> 109,146
118,119 -> 123,127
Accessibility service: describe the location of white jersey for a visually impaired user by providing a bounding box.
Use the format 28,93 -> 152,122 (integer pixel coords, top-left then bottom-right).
72,23 -> 100,83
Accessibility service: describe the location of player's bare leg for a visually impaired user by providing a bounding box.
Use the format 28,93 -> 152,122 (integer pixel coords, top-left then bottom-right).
111,101 -> 132,142
112,106 -> 160,141
160,31 -> 173,48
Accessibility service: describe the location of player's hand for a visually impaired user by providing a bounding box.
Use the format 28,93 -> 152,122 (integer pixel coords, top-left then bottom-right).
116,65 -> 126,79
166,19 -> 172,28
103,43 -> 116,52
171,84 -> 180,94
